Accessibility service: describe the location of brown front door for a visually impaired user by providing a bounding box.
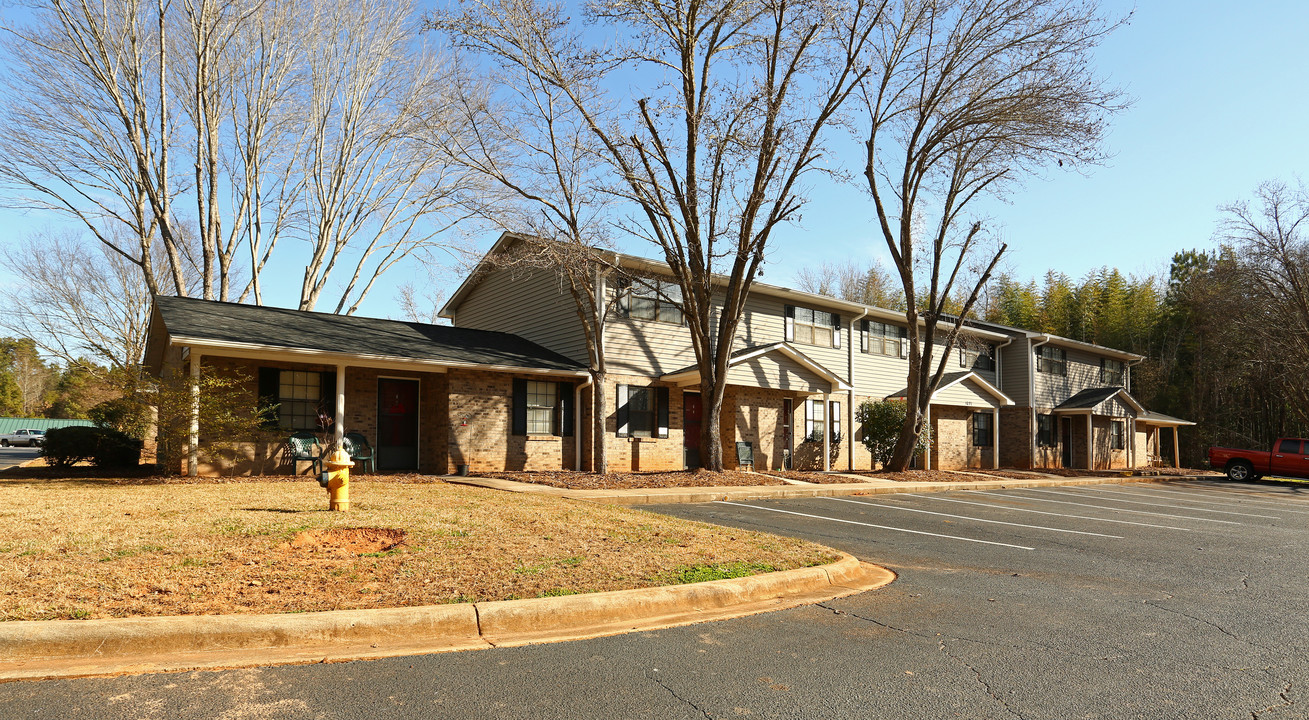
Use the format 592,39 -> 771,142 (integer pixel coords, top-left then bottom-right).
377,378 -> 419,472
683,392 -> 702,469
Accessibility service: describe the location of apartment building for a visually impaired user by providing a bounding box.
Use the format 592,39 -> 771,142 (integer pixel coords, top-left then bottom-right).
144,233 -> 1190,475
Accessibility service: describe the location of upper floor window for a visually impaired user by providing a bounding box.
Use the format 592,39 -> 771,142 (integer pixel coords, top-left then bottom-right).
1036,345 -> 1067,376
1101,358 -> 1124,385
786,305 -> 841,349
618,279 -> 682,324
960,343 -> 995,371
862,320 -> 904,357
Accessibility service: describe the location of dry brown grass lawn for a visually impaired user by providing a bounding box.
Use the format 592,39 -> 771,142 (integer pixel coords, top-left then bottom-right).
0,475 -> 836,621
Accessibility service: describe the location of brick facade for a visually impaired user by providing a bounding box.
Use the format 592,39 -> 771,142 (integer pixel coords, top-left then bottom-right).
447,369 -> 576,474
930,406 -> 996,470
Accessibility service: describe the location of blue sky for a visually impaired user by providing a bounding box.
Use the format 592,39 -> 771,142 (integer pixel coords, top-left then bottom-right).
1,0 -> 1306,319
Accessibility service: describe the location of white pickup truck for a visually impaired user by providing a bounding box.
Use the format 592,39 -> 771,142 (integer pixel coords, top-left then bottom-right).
0,429 -> 45,447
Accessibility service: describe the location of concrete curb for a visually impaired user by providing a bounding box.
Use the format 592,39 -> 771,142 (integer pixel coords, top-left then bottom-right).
448,474 -> 1215,505
0,553 -> 892,682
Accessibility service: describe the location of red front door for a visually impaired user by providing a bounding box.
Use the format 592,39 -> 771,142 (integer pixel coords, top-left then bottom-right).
683,392 -> 702,469
377,378 -> 419,471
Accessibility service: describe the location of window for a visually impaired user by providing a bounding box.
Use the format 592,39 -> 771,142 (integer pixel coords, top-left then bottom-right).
972,412 -> 994,447
278,370 -> 324,431
803,399 -> 841,442
786,305 -> 841,349
1278,439 -> 1301,454
1036,413 -> 1056,447
1110,420 -> 1125,450
619,279 -> 682,324
525,381 -> 559,435
862,320 -> 904,357
617,385 -> 669,438
961,344 -> 996,371
512,379 -> 574,437
1101,358 -> 1124,385
1036,345 -> 1067,375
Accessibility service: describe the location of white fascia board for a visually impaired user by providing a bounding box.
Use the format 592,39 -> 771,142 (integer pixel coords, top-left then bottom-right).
657,342 -> 850,392
775,344 -> 852,391
171,337 -> 590,378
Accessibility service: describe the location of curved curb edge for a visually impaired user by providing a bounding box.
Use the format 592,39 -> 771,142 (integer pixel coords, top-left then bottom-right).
0,553 -> 893,682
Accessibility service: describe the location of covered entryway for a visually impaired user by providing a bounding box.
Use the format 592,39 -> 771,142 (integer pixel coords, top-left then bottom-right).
886,371 -> 1013,471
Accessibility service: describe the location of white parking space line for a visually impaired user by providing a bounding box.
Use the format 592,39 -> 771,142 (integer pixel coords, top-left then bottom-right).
1120,484 -> 1309,513
1069,487 -> 1281,519
823,497 -> 1124,538
902,494 -> 1193,531
713,501 -> 1036,550
980,490 -> 1243,524
1160,483 -> 1309,506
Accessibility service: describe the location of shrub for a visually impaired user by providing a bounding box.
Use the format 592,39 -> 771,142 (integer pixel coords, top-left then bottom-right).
88,396 -> 152,440
856,399 -> 931,467
41,426 -> 142,469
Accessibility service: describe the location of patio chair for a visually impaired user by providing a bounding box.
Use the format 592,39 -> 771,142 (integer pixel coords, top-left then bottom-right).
343,432 -> 376,474
287,432 -> 323,476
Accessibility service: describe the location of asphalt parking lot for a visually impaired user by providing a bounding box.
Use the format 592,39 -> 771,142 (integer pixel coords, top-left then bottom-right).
0,445 -> 40,471
3,478 -> 1306,719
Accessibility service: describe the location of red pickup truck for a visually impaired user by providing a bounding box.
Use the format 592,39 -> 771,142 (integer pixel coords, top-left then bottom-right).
1209,438 -> 1309,481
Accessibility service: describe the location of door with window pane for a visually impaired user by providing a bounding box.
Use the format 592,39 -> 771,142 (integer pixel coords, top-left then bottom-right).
377,378 -> 419,471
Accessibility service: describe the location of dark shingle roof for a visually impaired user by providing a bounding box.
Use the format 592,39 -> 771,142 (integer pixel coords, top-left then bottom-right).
1055,387 -> 1128,410
152,296 -> 585,372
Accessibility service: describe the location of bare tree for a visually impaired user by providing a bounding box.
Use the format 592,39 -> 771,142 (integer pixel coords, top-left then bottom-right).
1221,180 -> 1309,429
858,0 -> 1126,470
795,260 -> 905,308
0,230 -> 163,374
0,0 -> 187,297
436,0 -> 886,470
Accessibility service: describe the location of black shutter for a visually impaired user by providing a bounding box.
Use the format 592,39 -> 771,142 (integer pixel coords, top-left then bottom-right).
616,384 -> 630,437
320,370 -> 337,431
656,386 -> 670,438
512,379 -> 528,436
832,313 -> 841,349
861,319 -> 869,353
257,367 -> 280,429
558,382 -> 574,437
784,304 -> 795,341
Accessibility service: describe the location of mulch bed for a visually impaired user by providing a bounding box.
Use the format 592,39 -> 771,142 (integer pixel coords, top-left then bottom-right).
828,469 -> 1003,483
472,470 -> 789,490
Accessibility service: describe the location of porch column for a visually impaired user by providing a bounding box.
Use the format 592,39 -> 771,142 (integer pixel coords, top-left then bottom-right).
335,364 -> 346,448
822,392 -> 831,472
1086,414 -> 1094,470
992,408 -> 999,469
188,350 -> 201,478
1173,426 -> 1180,468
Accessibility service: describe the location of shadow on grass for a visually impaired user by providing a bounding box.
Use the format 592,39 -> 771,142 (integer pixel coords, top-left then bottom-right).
242,508 -> 313,514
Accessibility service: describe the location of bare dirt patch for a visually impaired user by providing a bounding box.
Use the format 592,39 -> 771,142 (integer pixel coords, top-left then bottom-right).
0,478 -> 835,621
474,470 -> 788,490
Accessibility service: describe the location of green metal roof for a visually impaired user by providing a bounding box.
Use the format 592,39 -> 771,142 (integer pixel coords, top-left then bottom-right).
0,418 -> 94,435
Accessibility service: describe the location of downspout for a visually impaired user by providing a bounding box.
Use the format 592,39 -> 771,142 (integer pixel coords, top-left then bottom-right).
992,335 -> 1015,468
1029,335 -> 1051,468
849,309 -> 868,471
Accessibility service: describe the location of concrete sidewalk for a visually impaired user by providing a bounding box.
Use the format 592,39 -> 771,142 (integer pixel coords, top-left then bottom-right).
447,472 -> 1211,505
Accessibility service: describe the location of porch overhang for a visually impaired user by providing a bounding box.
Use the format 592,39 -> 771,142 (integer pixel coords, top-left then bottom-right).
660,342 -> 851,393
1051,386 -> 1145,416
1136,410 -> 1196,427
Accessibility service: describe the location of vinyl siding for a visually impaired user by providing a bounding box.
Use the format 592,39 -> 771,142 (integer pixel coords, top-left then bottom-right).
453,266 -> 590,365
603,289 -> 697,377
1034,345 -> 1116,408
999,339 -> 1031,406
933,378 -> 1002,408
736,293 -> 849,378
851,329 -> 999,402
726,354 -> 828,393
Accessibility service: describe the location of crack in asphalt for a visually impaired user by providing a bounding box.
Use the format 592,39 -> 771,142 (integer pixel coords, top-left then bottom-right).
813,602 -> 1125,663
937,637 -> 1025,720
1251,681 -> 1294,719
645,669 -> 712,719
1143,600 -> 1275,653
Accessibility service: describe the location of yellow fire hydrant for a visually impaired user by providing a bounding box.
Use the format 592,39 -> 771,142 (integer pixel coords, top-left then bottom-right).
322,448 -> 354,512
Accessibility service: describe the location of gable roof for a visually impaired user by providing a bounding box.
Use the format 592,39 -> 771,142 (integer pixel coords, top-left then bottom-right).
145,296 -> 587,375
885,371 -> 1014,406
1054,386 -> 1145,414
661,342 -> 852,392
1137,410 -> 1196,426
